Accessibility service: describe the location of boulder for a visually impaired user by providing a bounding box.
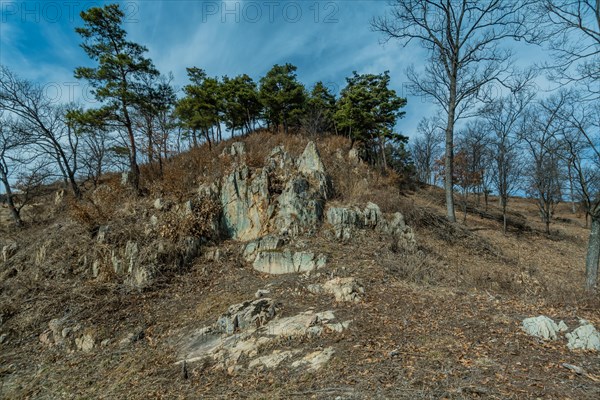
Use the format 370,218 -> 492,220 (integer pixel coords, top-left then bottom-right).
253,251 -> 326,275
521,316 -> 561,340
566,322 -> 600,351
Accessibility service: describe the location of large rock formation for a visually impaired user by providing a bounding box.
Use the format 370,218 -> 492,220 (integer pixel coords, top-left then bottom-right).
219,141 -> 330,241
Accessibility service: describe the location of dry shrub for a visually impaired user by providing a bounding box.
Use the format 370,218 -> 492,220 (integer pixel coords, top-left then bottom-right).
406,206 -> 502,258
384,246 -> 444,285
158,196 -> 222,241
68,178 -> 128,230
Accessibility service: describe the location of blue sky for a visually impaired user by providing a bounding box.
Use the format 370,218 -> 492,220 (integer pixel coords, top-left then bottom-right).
0,0 -> 549,138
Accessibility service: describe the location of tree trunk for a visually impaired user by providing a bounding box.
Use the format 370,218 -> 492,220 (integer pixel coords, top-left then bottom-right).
0,168 -> 23,227
502,197 -> 507,234
445,77 -> 457,222
122,105 -> 140,193
585,214 -> 600,291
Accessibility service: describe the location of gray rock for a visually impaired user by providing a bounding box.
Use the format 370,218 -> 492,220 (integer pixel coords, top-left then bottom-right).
266,146 -> 295,172
255,289 -> 271,299
297,141 -> 326,175
120,171 -> 129,186
566,322 -> 600,351
364,202 -> 383,228
522,316 -> 561,340
243,235 -> 285,262
221,142 -> 246,158
221,166 -> 272,241
153,198 -> 164,210
558,320 -> 569,332
326,206 -> 364,240
216,298 -> 278,334
177,306 -> 350,369
253,251 -> 326,275
274,176 -> 325,237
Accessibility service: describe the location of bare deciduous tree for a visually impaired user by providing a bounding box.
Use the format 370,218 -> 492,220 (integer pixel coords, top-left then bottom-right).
412,116 -> 443,185
372,0 -> 532,222
0,66 -> 81,198
536,0 -> 600,99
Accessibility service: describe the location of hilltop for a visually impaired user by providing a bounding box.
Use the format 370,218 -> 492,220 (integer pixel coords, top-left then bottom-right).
1,132 -> 599,399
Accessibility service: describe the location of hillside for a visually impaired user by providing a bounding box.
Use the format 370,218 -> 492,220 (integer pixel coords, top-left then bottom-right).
1,132 -> 599,399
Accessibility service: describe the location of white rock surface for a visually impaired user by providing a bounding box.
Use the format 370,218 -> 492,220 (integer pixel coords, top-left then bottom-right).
566,322 -> 600,351
521,316 -> 561,340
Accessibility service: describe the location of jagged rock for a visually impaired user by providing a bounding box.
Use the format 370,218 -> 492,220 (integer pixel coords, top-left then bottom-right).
96,226 -> 109,244
215,298 -> 278,335
221,166 -> 272,241
364,202 -> 383,228
274,176 -> 325,237
348,148 -> 362,164
308,278 -> 365,303
253,251 -> 326,275
326,207 -> 364,240
249,350 -> 301,369
266,145 -> 295,172
1,241 -> 18,262
54,189 -> 65,206
291,347 -> 335,371
522,316 -> 561,340
120,172 -> 129,186
566,322 -> 600,351
297,142 -> 325,176
154,198 -> 164,210
243,235 -> 285,262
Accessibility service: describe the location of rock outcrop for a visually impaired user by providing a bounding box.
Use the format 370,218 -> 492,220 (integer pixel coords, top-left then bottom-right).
243,235 -> 327,275
521,315 -> 564,340
177,298 -> 350,371
327,202 -> 416,249
566,321 -> 600,351
219,141 -> 331,241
